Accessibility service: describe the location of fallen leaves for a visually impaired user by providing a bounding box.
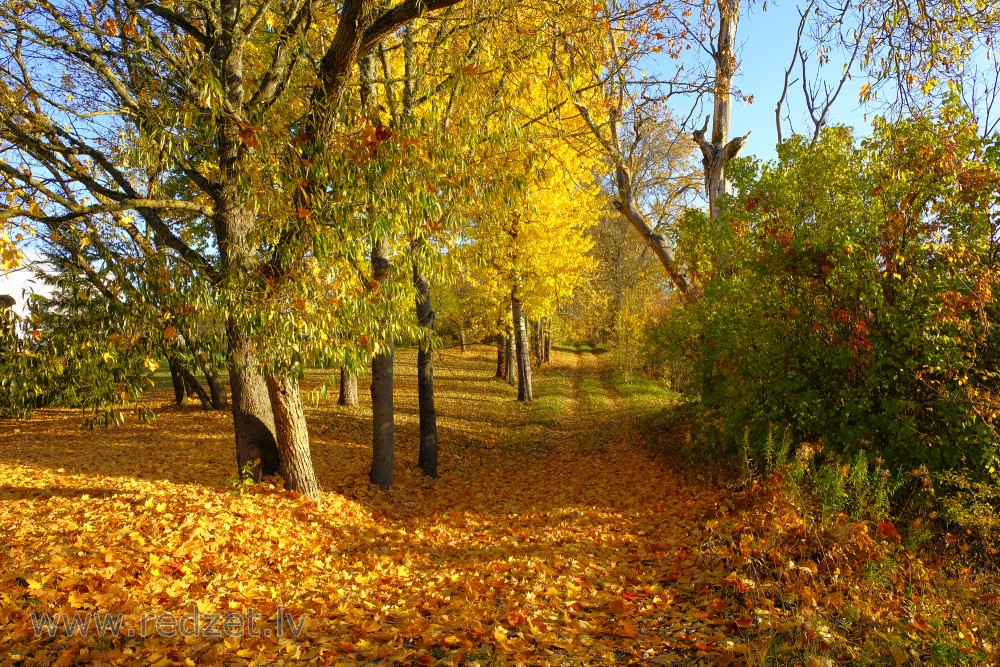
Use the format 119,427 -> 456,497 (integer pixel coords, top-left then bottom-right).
0,349 -> 996,665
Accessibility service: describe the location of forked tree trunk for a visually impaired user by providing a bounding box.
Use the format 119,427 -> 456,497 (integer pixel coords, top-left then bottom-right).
181,327 -> 228,410
369,237 -> 395,489
511,291 -> 533,402
183,370 -> 212,409
338,367 -> 359,407
505,331 -> 516,386
266,374 -> 321,503
227,324 -> 281,481
692,2 -> 750,224
203,370 -> 228,410
169,357 -> 187,406
414,268 -> 439,478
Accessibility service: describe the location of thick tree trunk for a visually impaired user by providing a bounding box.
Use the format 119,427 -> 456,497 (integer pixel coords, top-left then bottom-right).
505,331 -> 516,386
459,327 -> 466,352
370,347 -> 395,488
265,374 -> 321,503
227,324 -> 281,481
414,268 -> 439,478
168,357 -> 187,406
338,367 -> 359,407
511,291 -> 533,402
369,236 -> 395,489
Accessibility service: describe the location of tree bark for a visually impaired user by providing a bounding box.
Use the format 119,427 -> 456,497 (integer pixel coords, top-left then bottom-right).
227,324 -> 281,482
203,369 -> 228,410
183,329 -> 228,410
370,346 -> 395,489
512,291 -> 533,402
414,267 -> 439,478
369,236 -> 395,489
505,330 -> 516,386
543,318 -> 552,363
168,357 -> 187,406
183,369 -> 212,409
692,4 -> 750,224
495,338 -> 505,378
338,367 -> 359,407
266,374 -> 321,503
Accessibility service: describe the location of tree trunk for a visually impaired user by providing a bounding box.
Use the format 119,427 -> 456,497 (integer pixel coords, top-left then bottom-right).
459,327 -> 466,352
168,357 -> 187,406
184,330 -> 228,410
505,330 -> 516,386
203,369 -> 228,410
495,338 -> 505,378
692,3 -> 749,224
227,324 -> 281,482
369,235 -> 395,489
512,291 -> 533,402
338,367 -> 359,407
183,369 -> 212,409
544,319 -> 552,363
370,347 -> 395,488
265,374 -> 321,503
414,267 -> 439,478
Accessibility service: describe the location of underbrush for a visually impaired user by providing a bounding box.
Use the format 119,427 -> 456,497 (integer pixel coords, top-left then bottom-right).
626,397 -> 1000,663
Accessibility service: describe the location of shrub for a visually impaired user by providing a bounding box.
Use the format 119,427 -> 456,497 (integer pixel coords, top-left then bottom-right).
657,106 -> 1000,483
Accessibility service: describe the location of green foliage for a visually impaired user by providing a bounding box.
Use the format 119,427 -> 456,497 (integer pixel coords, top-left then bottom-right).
934,469 -> 1000,543
0,276 -> 158,423
658,106 -> 1000,481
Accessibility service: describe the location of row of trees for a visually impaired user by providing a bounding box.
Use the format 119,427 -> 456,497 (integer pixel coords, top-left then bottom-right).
0,0 -> 622,500
3,0 -> 998,500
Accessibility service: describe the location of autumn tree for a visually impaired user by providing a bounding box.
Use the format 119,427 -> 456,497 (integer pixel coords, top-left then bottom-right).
0,0 -> 466,501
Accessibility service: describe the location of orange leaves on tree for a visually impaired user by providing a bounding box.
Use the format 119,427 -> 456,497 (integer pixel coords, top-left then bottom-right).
239,123 -> 261,150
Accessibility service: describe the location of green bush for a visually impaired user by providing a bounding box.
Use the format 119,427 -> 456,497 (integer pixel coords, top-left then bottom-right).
656,106 -> 1000,483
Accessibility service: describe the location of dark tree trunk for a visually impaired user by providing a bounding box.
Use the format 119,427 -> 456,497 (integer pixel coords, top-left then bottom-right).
512,291 -> 533,402
185,331 -> 228,410
414,267 -> 439,478
203,369 -> 228,410
169,357 -> 187,406
459,327 -> 466,352
505,331 -> 516,385
266,374 -> 321,503
338,367 -> 359,407
534,320 -> 544,368
183,369 -> 212,409
227,324 -> 281,481
495,339 -> 505,378
544,319 -> 552,363
370,347 -> 395,488
369,236 -> 395,489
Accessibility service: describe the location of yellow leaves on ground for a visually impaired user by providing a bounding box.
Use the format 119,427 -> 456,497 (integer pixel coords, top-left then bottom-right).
0,349 -> 993,665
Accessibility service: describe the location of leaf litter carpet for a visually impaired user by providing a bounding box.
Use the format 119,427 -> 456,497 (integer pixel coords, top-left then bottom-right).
0,349 -> 992,665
